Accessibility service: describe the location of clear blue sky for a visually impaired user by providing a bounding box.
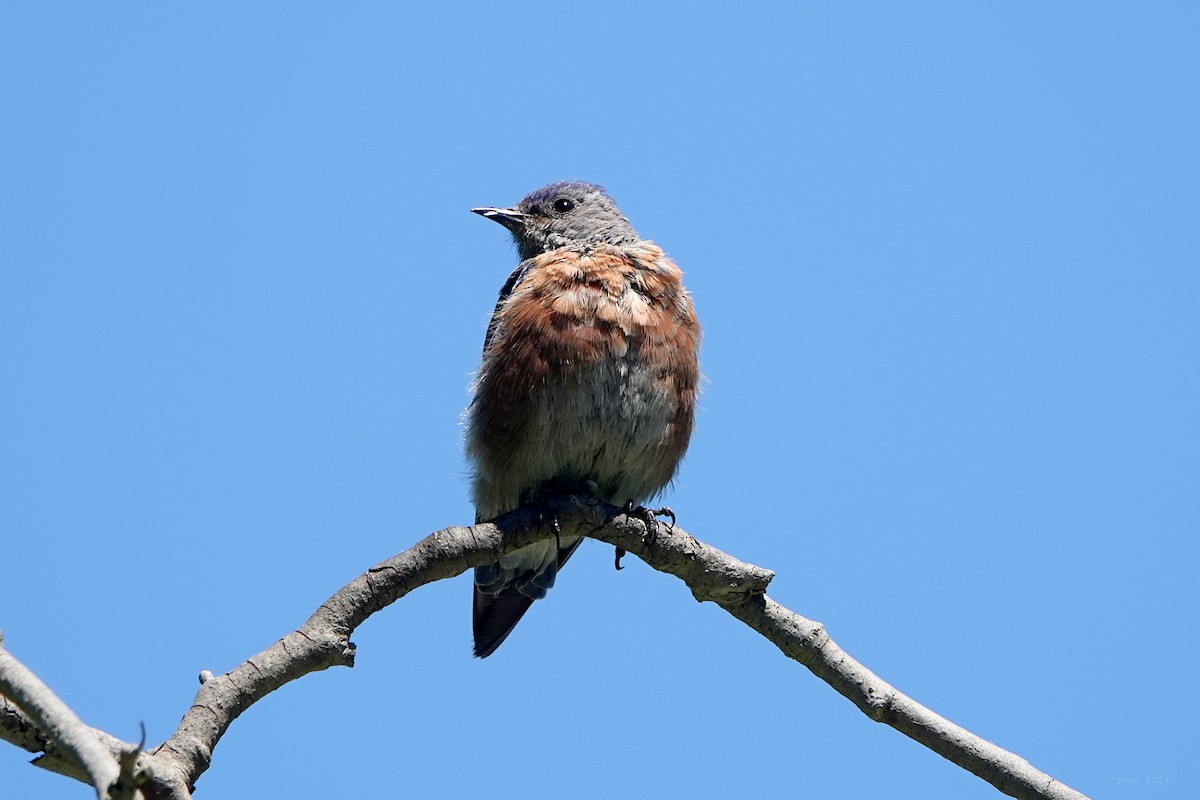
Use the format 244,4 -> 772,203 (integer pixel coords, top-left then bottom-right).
2,3 -> 1196,798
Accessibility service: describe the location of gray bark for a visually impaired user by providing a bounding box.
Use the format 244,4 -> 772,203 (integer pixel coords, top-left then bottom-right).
0,496 -> 1088,800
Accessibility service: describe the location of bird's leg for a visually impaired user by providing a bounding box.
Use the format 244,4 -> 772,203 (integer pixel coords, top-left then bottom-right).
622,500 -> 676,550
528,483 -> 566,549
537,495 -> 562,552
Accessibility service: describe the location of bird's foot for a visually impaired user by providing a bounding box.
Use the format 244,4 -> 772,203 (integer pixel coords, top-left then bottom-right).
623,501 -> 676,548
608,499 -> 676,570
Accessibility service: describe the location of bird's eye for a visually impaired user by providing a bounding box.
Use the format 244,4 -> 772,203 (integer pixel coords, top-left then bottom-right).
553,198 -> 575,213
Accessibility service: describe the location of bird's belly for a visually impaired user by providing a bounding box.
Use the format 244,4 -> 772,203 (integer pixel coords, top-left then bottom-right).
478,355 -> 678,518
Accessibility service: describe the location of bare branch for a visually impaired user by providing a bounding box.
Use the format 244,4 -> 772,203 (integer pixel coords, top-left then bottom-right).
720,597 -> 1086,800
1,690 -> 48,755
544,501 -> 1091,800
0,631 -> 149,799
3,496 -> 1088,800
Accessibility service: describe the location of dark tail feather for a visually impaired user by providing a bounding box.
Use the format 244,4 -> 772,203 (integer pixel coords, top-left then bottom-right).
473,588 -> 536,658
472,539 -> 584,658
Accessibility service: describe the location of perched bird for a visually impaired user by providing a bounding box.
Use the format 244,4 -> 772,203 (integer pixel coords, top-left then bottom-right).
466,181 -> 701,657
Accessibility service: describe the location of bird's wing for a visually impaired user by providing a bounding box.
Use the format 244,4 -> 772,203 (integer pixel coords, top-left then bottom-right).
481,260 -> 533,355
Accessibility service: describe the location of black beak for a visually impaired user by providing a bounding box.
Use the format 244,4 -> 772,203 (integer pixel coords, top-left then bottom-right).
471,206 -> 527,233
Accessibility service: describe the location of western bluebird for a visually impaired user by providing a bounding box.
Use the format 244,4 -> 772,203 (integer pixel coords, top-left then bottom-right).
466,181 -> 701,657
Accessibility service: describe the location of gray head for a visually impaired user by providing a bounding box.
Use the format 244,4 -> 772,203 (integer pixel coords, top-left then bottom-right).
472,181 -> 640,261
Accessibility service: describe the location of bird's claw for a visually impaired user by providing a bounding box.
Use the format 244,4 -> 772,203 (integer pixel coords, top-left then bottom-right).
622,501 -> 676,548
653,506 -> 676,531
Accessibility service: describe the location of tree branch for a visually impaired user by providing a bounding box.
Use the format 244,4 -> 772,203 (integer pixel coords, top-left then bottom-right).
2,495 -> 1089,800
0,632 -> 148,799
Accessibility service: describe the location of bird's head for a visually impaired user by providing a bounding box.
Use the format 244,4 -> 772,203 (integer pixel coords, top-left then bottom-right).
472,181 -> 639,260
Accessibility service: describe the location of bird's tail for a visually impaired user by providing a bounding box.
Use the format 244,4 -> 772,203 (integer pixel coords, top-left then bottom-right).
472,538 -> 583,657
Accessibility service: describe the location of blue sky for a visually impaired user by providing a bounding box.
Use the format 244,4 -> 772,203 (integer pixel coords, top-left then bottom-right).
2,3 -> 1196,798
